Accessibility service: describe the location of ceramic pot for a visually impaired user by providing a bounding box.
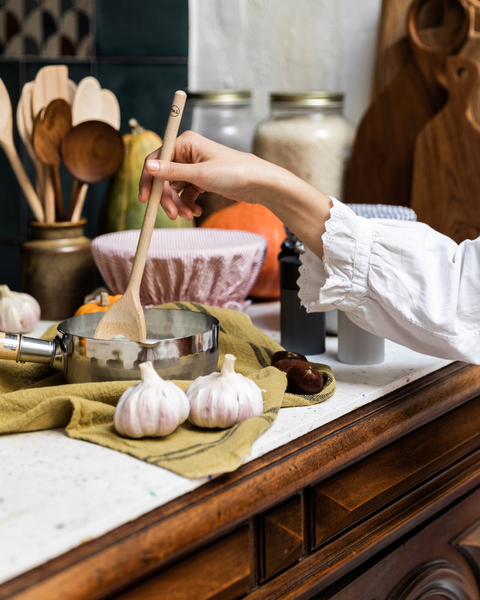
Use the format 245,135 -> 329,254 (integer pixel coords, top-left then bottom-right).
21,220 -> 96,320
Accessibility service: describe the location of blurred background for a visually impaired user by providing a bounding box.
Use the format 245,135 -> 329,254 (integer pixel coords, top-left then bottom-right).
0,0 -> 380,291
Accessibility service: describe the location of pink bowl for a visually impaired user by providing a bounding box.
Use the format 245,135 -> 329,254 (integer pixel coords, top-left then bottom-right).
91,228 -> 268,310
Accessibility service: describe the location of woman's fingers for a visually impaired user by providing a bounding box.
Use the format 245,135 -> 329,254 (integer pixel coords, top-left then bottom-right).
159,181 -> 202,221
138,148 -> 162,203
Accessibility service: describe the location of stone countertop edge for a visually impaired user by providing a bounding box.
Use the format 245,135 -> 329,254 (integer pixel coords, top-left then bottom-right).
0,302 -> 451,584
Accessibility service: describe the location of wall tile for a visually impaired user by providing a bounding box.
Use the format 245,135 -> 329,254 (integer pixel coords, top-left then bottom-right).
97,62 -> 188,135
0,62 -> 23,238
0,243 -> 22,290
96,0 -> 188,57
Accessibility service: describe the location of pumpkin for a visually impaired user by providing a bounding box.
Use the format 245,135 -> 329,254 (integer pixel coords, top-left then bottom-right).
98,119 -> 195,233
74,292 -> 122,316
200,202 -> 285,299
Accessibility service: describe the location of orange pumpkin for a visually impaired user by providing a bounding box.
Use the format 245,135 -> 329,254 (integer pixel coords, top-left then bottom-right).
74,292 -> 122,316
200,202 -> 285,299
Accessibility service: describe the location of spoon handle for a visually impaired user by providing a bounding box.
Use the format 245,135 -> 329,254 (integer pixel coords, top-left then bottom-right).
127,90 -> 187,295
2,141 -> 45,222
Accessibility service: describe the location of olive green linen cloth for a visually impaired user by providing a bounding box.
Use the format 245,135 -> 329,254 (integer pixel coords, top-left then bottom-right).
0,302 -> 335,478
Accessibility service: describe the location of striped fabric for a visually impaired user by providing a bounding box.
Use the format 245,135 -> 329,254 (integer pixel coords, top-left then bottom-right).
91,228 -> 268,310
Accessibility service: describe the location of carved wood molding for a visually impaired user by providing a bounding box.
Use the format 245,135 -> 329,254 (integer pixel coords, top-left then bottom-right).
452,519 -> 480,585
389,560 -> 479,600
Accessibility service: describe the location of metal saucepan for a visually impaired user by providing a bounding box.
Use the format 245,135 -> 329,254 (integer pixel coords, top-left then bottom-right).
0,309 -> 219,384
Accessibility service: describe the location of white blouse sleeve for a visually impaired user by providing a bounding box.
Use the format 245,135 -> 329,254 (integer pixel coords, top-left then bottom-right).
297,198 -> 480,364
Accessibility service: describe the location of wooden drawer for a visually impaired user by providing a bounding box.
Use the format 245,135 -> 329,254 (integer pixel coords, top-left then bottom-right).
261,494 -> 304,582
313,397 -> 480,548
113,527 -> 250,600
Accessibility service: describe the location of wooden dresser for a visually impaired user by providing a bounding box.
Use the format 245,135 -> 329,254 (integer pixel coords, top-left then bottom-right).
3,360 -> 480,600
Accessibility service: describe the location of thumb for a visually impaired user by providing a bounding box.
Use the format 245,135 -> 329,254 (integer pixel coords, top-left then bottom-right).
145,159 -> 201,186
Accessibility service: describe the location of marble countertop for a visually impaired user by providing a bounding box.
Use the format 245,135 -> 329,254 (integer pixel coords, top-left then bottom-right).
0,303 -> 451,585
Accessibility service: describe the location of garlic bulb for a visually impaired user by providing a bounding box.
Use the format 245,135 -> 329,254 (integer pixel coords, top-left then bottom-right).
0,285 -> 41,333
114,361 -> 189,438
187,354 -> 264,429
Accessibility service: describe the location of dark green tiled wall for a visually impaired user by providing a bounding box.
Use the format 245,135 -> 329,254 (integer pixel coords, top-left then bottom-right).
0,0 -> 188,291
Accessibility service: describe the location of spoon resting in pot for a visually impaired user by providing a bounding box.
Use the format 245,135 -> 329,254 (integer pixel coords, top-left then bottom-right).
94,90 -> 187,342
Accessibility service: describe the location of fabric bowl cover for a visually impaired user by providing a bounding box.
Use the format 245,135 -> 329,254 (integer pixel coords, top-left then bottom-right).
91,228 -> 268,310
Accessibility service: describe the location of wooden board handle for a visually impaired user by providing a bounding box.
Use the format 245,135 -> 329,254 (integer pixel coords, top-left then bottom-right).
127,90 -> 187,294
0,332 -> 20,361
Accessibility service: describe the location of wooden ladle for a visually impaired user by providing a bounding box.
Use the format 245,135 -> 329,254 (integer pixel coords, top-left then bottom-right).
33,98 -> 72,220
94,90 -> 187,342
0,78 -> 44,222
61,120 -> 124,221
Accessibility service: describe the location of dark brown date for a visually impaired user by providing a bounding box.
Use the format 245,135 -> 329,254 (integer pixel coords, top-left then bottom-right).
273,358 -> 309,373
286,363 -> 324,395
271,350 -> 307,366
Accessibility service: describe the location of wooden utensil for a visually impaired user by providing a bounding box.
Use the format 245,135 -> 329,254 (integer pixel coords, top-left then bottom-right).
72,76 -> 102,126
61,120 -> 124,221
17,83 -> 44,204
31,65 -> 69,119
0,78 -> 44,222
33,98 -> 72,221
460,5 -> 480,123
32,65 -> 69,222
372,0 -> 470,99
346,0 -> 469,206
411,55 -> 480,242
94,90 -> 187,342
99,89 -> 121,129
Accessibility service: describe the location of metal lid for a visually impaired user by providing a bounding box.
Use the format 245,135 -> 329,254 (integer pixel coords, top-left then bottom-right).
186,90 -> 252,105
270,91 -> 344,107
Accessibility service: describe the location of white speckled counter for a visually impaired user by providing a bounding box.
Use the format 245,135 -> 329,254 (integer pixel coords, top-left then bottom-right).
0,302 -> 450,584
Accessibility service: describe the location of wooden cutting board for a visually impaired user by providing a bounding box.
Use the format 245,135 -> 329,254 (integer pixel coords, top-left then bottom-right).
411,55 -> 480,243
372,0 -> 474,99
346,0 -> 469,206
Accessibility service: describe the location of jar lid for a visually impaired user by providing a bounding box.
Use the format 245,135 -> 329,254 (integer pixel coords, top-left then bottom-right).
270,91 -> 344,107
186,90 -> 252,105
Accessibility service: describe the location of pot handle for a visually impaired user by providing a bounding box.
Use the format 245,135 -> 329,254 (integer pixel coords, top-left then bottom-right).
0,332 -> 56,364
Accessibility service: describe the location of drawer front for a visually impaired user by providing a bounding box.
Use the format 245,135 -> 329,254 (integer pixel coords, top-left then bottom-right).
261,494 -> 304,581
313,398 -> 480,548
113,527 -> 250,600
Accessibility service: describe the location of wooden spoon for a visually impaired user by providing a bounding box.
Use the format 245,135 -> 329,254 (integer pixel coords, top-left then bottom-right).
32,65 -> 69,222
33,98 -> 72,221
0,78 -> 44,222
94,90 -> 187,342
17,83 -> 44,204
61,120 -> 124,221
99,89 -> 121,129
72,76 -> 102,126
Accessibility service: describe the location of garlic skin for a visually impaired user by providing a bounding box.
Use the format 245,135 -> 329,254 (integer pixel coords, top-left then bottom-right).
0,285 -> 41,333
114,361 -> 189,438
187,354 -> 264,429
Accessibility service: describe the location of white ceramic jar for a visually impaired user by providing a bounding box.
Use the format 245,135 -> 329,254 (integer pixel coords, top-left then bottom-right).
253,92 -> 354,200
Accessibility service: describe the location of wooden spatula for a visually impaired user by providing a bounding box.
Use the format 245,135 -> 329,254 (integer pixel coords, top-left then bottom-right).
0,78 -> 44,222
33,99 -> 72,221
94,90 -> 187,342
346,0 -> 469,207
411,55 -> 480,242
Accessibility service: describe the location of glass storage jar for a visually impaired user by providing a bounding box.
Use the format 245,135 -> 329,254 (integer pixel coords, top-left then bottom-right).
183,90 -> 256,223
253,92 -> 354,201
183,90 -> 255,152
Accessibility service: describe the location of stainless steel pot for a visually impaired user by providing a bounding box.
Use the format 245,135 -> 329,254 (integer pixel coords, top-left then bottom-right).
0,309 -> 219,383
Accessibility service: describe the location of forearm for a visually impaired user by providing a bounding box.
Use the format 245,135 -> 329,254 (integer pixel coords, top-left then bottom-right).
247,160 -> 332,259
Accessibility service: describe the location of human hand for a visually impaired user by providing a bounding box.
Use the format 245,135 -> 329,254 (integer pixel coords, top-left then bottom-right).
138,131 -> 274,221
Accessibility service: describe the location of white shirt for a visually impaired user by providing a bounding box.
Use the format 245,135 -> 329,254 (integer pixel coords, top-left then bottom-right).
297,198 -> 480,364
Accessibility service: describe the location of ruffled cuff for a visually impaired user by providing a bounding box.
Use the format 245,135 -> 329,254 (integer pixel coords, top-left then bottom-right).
298,198 -> 374,313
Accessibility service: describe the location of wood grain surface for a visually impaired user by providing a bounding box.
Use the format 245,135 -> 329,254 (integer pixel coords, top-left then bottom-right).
411,55 -> 480,242
2,362 -> 480,599
347,0 -> 469,207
